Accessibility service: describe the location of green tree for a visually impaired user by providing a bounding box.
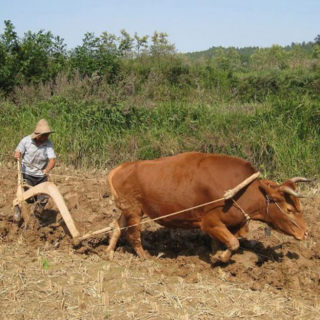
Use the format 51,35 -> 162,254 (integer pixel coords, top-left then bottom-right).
0,20 -> 68,93
289,44 -> 306,66
18,29 -> 67,84
0,20 -> 19,53
150,32 -> 176,57
314,34 -> 320,46
213,47 -> 241,71
250,45 -> 289,70
312,44 -> 320,59
0,20 -> 21,93
134,32 -> 149,56
69,32 -> 120,80
118,29 -> 134,57
101,31 -> 119,54
269,45 -> 289,69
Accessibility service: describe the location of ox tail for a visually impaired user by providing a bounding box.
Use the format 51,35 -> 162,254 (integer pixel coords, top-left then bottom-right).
108,165 -> 124,201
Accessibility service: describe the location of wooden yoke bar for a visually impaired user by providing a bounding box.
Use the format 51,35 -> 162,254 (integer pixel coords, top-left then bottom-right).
223,171 -> 261,200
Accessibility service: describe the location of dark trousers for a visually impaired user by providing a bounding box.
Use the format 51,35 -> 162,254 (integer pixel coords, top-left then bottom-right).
23,173 -> 49,205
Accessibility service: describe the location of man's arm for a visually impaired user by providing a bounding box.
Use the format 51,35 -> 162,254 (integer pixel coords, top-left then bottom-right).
15,137 -> 27,161
43,158 -> 55,175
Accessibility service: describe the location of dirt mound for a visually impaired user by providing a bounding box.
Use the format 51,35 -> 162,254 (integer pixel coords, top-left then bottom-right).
1,162 -> 320,319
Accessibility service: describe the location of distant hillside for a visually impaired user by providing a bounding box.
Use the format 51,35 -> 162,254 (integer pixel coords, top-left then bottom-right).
185,41 -> 314,63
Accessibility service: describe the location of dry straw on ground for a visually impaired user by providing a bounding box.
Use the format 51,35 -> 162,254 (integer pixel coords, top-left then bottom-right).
1,163 -> 320,319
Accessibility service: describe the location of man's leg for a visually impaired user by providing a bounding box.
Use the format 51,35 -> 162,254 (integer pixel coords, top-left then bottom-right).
33,194 -> 49,226
23,174 -> 49,226
23,174 -> 37,203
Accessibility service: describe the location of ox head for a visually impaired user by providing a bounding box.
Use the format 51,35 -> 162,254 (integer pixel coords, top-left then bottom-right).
260,177 -> 309,240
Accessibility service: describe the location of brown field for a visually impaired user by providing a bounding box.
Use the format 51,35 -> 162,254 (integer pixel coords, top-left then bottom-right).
0,162 -> 320,320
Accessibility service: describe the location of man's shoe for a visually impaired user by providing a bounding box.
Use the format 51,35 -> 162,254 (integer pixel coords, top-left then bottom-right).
34,203 -> 47,227
13,206 -> 22,222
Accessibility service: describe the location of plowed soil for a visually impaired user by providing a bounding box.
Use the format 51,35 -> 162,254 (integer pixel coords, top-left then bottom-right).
0,162 -> 320,320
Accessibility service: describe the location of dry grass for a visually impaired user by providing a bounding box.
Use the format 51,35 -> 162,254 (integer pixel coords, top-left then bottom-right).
1,238 -> 320,320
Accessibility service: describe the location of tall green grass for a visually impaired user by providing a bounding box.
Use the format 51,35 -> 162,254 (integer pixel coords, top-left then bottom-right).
1,63 -> 319,181
1,92 -> 319,181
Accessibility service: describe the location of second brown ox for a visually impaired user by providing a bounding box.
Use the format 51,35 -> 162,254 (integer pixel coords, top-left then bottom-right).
106,152 -> 308,263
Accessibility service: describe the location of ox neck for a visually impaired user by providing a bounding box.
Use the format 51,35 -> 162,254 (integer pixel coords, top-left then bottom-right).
230,194 -> 270,225
241,194 -> 271,223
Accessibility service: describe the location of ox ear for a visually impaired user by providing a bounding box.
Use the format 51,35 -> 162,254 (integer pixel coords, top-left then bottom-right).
259,181 -> 283,202
281,180 -> 297,190
260,179 -> 278,188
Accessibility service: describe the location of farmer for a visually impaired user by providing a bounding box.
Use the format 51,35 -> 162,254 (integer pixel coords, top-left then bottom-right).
14,119 -> 56,225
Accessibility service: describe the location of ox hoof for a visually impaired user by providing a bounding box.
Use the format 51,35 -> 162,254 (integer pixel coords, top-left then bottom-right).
138,254 -> 149,261
106,249 -> 114,261
210,250 -> 231,264
210,252 -> 226,264
219,250 -> 232,263
136,248 -> 150,260
210,254 -> 220,264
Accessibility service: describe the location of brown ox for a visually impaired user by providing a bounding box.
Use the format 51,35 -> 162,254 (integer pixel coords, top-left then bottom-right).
106,152 -> 308,263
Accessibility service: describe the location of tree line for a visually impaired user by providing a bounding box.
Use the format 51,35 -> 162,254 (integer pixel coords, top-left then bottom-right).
1,20 -> 319,98
0,20 -> 176,95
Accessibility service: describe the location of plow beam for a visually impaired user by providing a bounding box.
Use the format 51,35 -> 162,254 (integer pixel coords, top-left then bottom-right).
72,226 -> 114,246
13,181 -> 80,238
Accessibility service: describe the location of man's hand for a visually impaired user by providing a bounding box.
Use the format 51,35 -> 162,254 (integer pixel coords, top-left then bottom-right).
42,159 -> 55,176
14,151 -> 21,161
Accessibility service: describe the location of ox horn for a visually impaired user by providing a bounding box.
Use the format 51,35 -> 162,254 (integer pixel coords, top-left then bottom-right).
281,186 -> 306,198
290,177 -> 311,183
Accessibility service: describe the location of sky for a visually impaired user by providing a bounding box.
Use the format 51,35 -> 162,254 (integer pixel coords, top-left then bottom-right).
0,0 -> 319,53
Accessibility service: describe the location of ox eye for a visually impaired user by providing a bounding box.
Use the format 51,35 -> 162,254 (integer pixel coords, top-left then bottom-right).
286,207 -> 294,214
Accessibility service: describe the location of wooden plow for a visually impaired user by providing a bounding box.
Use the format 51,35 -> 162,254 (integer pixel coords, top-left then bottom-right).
12,158 -> 260,245
12,158 -> 80,238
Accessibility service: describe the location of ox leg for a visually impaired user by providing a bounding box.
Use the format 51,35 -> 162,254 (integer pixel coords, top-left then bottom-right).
106,214 -> 126,260
202,224 -> 240,263
233,223 -> 250,238
125,211 -> 148,260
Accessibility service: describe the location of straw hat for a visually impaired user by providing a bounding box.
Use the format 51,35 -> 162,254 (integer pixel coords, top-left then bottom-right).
31,119 -> 55,139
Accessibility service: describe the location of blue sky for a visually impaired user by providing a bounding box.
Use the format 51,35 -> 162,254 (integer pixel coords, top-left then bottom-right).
1,0 -> 319,53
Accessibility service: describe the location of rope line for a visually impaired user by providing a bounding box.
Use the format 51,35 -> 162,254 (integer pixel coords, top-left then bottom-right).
77,195 -> 253,242
50,173 -> 107,182
0,154 -> 107,182
120,197 -> 226,230
76,196 -> 228,241
20,159 -> 108,182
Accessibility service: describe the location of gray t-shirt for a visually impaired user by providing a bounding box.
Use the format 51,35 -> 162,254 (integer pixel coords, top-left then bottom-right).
15,135 -> 56,177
